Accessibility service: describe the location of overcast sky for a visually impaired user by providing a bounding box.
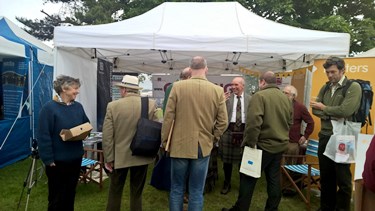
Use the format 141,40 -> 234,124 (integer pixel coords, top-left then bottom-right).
0,0 -> 62,27
0,0 -> 153,88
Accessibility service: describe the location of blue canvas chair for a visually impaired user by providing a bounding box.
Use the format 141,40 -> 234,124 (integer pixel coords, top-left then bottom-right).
281,139 -> 320,210
80,148 -> 104,189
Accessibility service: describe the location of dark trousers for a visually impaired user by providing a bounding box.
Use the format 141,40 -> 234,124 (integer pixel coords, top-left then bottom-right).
45,158 -> 82,211
233,150 -> 283,211
318,134 -> 352,211
106,165 -> 148,211
223,162 -> 240,184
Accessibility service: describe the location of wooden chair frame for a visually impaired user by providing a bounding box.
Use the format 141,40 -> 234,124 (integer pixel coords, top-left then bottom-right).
80,148 -> 104,189
281,140 -> 320,211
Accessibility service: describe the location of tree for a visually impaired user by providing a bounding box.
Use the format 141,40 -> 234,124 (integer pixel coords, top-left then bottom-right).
18,0 -> 375,54
237,0 -> 375,54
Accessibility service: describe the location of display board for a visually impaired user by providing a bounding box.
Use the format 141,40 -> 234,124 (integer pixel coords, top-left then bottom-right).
97,59 -> 113,132
1,58 -> 28,120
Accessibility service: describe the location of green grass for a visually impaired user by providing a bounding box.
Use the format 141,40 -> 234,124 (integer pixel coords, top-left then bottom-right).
0,157 -> 321,211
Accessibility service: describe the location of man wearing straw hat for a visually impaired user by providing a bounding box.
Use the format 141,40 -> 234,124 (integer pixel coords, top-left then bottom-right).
102,75 -> 158,211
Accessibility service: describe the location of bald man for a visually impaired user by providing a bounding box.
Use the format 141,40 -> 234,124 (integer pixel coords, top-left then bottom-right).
282,85 -> 314,163
219,77 -> 251,195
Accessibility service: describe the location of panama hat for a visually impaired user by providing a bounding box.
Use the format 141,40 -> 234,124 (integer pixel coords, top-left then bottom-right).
115,75 -> 142,90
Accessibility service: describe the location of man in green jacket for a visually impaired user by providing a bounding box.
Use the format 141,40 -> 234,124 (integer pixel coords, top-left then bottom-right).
162,67 -> 191,114
311,57 -> 361,211
222,71 -> 293,211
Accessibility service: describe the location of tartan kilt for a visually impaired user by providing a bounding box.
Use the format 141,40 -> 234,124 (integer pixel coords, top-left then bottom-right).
219,130 -> 244,164
204,146 -> 219,193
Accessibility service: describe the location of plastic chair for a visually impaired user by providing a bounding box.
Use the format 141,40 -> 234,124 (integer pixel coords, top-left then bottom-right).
80,148 -> 104,189
281,139 -> 320,211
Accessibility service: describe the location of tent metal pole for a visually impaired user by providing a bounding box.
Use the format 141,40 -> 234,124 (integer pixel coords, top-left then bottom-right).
29,47 -> 34,148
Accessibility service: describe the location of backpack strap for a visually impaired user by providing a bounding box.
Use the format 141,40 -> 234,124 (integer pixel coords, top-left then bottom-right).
322,79 -> 354,98
341,79 -> 353,98
140,97 -> 149,119
322,81 -> 330,99
321,81 -> 331,105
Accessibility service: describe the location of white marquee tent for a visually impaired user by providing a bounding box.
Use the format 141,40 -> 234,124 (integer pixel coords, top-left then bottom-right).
53,2 -> 351,129
356,47 -> 375,57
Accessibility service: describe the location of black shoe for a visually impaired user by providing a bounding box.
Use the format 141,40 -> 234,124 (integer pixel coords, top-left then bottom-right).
221,208 -> 231,211
220,182 -> 231,195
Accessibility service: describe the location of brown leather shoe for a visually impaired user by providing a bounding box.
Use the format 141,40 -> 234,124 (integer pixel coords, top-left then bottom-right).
220,182 -> 231,194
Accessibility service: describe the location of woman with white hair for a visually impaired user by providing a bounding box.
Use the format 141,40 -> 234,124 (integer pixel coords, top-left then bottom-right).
38,75 -> 90,211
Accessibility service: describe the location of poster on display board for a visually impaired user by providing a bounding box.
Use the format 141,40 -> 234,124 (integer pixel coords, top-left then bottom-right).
152,74 -> 242,98
152,73 -> 294,99
1,58 -> 28,120
97,59 -> 113,132
310,57 -> 375,138
0,62 -> 3,119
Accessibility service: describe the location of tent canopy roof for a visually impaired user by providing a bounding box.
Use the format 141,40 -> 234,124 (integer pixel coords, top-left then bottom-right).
356,47 -> 375,58
0,16 -> 53,65
54,2 -> 350,74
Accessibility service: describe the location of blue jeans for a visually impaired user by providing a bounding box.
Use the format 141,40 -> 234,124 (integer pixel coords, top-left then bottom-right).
169,149 -> 210,211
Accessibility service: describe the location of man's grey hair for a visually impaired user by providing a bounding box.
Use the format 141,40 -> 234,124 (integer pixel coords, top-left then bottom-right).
180,67 -> 192,80
259,71 -> 276,84
287,85 -> 297,97
190,56 -> 207,70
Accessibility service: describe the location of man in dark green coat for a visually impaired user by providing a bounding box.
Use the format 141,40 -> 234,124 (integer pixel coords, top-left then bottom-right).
162,67 -> 191,114
222,71 -> 293,211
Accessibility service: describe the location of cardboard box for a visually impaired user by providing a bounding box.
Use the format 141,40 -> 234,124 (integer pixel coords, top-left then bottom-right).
60,122 -> 93,141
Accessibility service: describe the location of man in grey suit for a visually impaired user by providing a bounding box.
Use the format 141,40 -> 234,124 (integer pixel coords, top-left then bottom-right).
162,56 -> 228,211
219,77 -> 251,194
102,75 -> 158,211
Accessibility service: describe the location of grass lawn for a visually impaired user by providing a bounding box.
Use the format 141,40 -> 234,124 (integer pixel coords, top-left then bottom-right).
0,157 -> 321,211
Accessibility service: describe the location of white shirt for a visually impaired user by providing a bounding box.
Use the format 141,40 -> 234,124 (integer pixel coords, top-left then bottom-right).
230,92 -> 245,123
330,75 -> 345,97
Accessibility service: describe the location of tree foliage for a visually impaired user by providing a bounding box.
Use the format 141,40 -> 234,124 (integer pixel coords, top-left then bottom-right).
238,0 -> 375,54
17,0 -> 375,54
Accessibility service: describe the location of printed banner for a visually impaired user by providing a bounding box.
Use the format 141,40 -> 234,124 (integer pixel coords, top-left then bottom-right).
152,75 -> 239,98
97,59 -> 113,132
1,58 -> 28,119
0,62 -> 3,119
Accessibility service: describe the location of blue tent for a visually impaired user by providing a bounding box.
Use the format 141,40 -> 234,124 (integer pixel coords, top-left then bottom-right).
0,17 -> 54,169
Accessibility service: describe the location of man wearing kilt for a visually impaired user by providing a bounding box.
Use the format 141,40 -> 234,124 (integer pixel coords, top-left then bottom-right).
219,77 -> 251,194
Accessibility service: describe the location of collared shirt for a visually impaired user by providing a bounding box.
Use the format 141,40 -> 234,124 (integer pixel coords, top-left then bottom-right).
55,94 -> 75,106
330,75 -> 345,97
230,92 -> 245,123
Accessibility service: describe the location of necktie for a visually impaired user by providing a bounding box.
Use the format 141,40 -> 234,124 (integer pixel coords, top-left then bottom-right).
235,95 -> 242,131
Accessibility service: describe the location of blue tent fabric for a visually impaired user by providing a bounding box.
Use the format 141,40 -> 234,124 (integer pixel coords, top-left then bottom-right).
0,117 -> 31,169
0,17 -> 53,169
0,18 -> 37,58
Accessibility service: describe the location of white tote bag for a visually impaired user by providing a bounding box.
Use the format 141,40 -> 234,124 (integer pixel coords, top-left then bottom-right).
323,119 -> 361,164
240,146 -> 262,178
